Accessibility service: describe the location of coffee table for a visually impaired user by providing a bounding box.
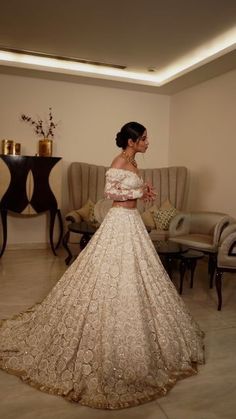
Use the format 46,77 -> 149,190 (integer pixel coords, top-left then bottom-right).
63,221 -> 98,265
177,249 -> 204,294
152,240 -> 204,294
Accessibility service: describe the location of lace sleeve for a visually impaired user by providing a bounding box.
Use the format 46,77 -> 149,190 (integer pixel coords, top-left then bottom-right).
104,169 -> 144,201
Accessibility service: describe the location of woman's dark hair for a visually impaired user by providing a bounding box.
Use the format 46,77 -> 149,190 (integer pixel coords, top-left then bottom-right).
115,122 -> 146,149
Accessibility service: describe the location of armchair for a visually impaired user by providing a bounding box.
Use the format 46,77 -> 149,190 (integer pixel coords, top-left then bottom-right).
169,212 -> 233,287
215,223 -> 236,310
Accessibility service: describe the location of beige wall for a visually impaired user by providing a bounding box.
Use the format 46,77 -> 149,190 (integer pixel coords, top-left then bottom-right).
1,68 -> 235,247
0,73 -> 170,245
169,69 -> 236,218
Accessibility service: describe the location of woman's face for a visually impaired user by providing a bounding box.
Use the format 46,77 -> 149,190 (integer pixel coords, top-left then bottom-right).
134,130 -> 149,153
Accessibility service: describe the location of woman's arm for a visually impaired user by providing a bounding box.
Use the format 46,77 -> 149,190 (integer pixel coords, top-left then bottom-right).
142,182 -> 157,203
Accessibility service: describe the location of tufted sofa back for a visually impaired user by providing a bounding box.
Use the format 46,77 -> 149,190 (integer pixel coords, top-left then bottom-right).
68,162 -> 187,212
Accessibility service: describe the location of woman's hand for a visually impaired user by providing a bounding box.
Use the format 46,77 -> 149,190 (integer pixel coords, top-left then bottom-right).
142,182 -> 157,203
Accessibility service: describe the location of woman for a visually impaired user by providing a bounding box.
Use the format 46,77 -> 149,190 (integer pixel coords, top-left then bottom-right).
0,122 -> 204,409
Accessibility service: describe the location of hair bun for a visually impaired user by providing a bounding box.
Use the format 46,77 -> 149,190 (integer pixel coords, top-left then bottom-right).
115,122 -> 146,150
115,132 -> 124,148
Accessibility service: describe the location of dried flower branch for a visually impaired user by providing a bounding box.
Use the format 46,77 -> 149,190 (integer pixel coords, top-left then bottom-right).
20,108 -> 58,139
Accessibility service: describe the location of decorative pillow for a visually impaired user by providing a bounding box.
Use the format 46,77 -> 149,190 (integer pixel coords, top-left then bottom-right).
152,200 -> 178,231
88,205 -> 100,227
76,199 -> 96,223
141,206 -> 156,230
94,199 -> 113,224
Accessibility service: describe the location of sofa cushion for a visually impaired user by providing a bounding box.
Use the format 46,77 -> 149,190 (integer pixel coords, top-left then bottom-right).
149,229 -> 169,241
152,200 -> 178,231
141,205 -> 156,229
76,199 -> 94,220
76,199 -> 99,226
89,206 -> 100,227
170,234 -> 214,250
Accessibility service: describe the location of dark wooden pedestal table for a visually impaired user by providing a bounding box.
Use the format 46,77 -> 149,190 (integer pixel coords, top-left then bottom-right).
0,155 -> 63,256
152,240 -> 204,294
153,241 -> 188,278
63,221 -> 98,265
177,249 -> 204,294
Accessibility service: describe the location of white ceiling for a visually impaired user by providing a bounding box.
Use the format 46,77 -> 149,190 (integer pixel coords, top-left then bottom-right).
0,0 -> 236,93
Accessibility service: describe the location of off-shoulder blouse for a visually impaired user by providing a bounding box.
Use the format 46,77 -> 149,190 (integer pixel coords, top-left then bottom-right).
104,168 -> 144,201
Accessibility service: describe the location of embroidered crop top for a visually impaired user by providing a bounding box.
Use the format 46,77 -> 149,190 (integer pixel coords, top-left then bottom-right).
104,168 -> 144,201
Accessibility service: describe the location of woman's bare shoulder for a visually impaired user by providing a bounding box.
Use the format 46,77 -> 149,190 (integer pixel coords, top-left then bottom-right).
110,154 -> 127,169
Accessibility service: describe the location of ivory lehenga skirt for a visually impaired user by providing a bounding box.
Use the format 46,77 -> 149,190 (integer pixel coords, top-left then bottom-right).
0,207 -> 204,409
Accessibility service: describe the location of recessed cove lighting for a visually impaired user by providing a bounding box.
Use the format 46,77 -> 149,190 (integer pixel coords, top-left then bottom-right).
156,25 -> 236,84
0,25 -> 235,86
0,47 -> 127,70
0,49 -> 159,85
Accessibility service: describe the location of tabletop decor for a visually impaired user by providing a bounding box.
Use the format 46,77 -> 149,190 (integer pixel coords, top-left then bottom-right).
20,108 -> 58,156
1,139 -> 21,155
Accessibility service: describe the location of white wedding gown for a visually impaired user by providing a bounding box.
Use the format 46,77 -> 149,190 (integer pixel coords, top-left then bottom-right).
0,169 -> 204,409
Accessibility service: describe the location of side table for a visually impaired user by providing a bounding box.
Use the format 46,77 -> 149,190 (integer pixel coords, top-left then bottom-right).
178,250 -> 204,294
63,221 -> 98,265
0,155 -> 63,256
153,240 -> 204,294
153,241 -> 188,278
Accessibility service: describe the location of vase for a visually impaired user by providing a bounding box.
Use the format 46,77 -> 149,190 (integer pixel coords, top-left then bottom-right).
38,139 -> 53,157
2,139 -> 14,155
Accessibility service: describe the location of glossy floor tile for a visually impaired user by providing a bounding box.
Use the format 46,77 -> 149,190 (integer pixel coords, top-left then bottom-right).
0,249 -> 235,419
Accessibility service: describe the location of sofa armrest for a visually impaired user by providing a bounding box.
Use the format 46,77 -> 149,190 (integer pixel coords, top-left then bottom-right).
169,212 -> 190,237
218,231 -> 236,268
65,210 -> 82,224
219,222 -> 236,244
213,216 -> 233,247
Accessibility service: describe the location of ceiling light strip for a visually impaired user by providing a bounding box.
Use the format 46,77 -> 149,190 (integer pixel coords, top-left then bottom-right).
0,25 -> 235,87
0,46 -> 127,70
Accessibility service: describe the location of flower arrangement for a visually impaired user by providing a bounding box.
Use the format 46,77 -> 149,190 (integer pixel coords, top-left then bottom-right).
20,108 -> 58,139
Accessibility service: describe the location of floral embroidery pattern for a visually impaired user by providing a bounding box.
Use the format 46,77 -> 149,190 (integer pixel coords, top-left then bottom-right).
0,179 -> 204,409
104,168 -> 144,201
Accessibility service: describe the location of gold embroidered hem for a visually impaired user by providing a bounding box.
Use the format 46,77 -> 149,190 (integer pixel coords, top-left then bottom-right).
0,207 -> 205,410
1,362 -> 200,409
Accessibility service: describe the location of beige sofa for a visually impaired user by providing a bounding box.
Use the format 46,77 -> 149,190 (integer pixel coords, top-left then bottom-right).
65,162 -> 188,241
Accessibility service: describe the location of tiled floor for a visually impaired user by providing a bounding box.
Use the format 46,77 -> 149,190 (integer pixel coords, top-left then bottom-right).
0,248 -> 236,419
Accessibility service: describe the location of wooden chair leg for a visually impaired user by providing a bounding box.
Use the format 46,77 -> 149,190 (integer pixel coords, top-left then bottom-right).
209,253 -> 217,289
189,259 -> 197,288
179,259 -> 187,295
215,269 -> 223,311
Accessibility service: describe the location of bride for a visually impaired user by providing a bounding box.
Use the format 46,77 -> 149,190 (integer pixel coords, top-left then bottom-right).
0,122 -> 204,409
